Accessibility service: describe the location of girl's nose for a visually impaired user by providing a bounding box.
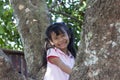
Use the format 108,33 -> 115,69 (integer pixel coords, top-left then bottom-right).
59,37 -> 64,42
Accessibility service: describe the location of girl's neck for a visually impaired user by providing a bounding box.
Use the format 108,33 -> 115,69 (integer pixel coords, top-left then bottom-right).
60,48 -> 69,55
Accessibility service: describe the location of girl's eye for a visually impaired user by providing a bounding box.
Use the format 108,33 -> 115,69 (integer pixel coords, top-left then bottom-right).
62,34 -> 66,37
61,33 -> 65,36
53,36 -> 59,40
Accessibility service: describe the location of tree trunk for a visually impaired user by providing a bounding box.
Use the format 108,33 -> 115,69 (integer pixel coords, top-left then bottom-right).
9,0 -> 50,80
70,0 -> 120,80
0,49 -> 26,80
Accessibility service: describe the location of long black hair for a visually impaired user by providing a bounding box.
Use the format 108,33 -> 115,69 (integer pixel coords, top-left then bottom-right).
42,22 -> 76,68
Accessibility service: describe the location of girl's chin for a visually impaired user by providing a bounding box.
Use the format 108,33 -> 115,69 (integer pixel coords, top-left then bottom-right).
59,45 -> 66,48
59,46 -> 67,50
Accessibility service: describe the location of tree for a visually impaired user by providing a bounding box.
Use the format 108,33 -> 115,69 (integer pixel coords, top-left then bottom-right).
9,0 -> 50,80
0,0 -> 120,80
0,0 -> 50,80
0,0 -> 85,80
70,0 -> 120,79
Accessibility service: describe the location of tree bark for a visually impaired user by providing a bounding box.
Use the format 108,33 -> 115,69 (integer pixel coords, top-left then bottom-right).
70,0 -> 120,80
0,49 -> 26,80
9,0 -> 50,80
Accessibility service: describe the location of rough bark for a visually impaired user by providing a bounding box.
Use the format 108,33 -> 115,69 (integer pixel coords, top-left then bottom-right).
9,0 -> 50,80
0,49 -> 26,80
70,0 -> 120,80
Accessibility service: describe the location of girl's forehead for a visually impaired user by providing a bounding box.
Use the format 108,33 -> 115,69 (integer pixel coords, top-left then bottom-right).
51,31 -> 64,36
51,28 -> 66,35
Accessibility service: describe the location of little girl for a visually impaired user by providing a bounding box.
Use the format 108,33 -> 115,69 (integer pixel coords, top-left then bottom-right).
42,22 -> 76,80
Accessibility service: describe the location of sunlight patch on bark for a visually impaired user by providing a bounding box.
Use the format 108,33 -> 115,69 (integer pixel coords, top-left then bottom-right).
106,40 -> 117,48
110,23 -> 114,27
115,22 -> 120,33
106,40 -> 112,45
118,28 -> 120,33
19,4 -> 25,10
33,19 -> 37,22
88,69 -> 100,77
25,8 -> 30,13
84,53 -> 98,66
26,20 -> 29,24
112,41 -> 117,47
87,32 -> 93,40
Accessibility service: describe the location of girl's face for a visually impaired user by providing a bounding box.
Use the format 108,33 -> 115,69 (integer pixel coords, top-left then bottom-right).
50,29 -> 70,52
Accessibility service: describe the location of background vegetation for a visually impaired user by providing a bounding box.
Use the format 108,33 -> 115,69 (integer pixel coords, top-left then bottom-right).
0,0 -> 86,50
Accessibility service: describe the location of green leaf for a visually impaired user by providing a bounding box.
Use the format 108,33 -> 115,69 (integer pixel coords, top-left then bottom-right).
0,26 -> 5,34
0,38 -> 4,44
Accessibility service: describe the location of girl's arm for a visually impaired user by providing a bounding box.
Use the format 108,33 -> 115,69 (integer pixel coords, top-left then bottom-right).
48,57 -> 72,74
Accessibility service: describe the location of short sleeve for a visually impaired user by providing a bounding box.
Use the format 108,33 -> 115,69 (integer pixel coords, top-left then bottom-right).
47,48 -> 59,57
47,48 -> 59,63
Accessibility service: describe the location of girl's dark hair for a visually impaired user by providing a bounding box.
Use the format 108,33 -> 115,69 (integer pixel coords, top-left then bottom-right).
42,22 -> 76,68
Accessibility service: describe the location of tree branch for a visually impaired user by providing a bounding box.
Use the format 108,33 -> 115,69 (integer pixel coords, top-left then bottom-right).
49,9 -> 82,23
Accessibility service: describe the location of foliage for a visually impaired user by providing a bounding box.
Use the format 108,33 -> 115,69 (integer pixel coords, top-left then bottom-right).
0,0 -> 86,50
0,0 -> 22,50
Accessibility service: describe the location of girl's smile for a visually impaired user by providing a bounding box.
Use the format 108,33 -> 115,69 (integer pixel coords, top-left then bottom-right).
50,30 -> 70,53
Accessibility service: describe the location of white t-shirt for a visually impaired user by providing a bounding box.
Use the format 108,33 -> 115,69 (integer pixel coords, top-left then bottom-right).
44,47 -> 75,80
